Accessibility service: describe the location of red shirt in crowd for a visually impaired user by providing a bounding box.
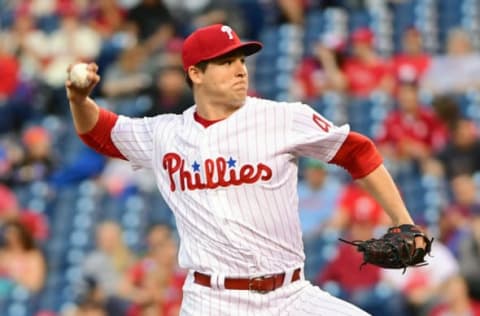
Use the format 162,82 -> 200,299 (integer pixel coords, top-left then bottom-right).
127,259 -> 186,316
342,58 -> 392,98
376,108 -> 448,154
294,58 -> 328,99
0,55 -> 20,98
317,243 -> 381,292
392,53 -> 430,83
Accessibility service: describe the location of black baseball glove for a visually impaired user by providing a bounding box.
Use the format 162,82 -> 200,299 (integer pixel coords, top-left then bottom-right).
339,224 -> 433,273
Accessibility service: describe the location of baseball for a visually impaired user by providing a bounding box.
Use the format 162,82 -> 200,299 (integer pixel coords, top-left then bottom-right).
69,63 -> 91,88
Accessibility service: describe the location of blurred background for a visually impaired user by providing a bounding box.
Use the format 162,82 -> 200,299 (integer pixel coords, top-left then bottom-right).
1,0 -> 480,315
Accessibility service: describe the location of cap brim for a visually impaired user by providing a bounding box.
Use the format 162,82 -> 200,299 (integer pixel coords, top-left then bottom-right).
201,41 -> 263,63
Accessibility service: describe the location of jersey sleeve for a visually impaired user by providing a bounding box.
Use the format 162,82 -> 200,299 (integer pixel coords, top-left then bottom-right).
110,115 -> 160,170
287,103 -> 349,162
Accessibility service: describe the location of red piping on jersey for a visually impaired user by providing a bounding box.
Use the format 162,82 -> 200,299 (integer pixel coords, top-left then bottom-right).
78,108 -> 126,160
329,132 -> 382,179
194,112 -> 223,128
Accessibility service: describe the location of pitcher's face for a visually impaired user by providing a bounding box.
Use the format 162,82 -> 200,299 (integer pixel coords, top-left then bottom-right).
196,53 -> 249,108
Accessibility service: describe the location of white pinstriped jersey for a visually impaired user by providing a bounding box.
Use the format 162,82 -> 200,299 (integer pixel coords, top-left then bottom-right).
111,96 -> 349,277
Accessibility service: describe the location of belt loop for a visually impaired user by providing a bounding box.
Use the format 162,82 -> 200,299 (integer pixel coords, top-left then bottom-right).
217,273 -> 225,290
282,269 -> 294,287
210,273 -> 219,290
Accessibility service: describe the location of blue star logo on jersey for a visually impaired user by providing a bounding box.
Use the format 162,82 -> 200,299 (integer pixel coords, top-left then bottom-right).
227,157 -> 236,168
192,161 -> 200,172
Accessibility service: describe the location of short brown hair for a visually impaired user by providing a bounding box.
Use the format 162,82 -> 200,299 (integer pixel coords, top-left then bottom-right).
185,60 -> 209,88
185,49 -> 247,88
4,220 -> 36,251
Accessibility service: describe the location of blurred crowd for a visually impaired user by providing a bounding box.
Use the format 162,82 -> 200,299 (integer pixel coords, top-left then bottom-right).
1,0 -> 480,315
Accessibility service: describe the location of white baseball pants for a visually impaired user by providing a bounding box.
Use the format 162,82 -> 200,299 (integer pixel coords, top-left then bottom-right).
180,270 -> 371,316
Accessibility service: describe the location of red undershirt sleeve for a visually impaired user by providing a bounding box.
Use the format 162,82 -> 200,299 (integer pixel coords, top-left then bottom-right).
78,108 -> 127,160
329,132 -> 383,179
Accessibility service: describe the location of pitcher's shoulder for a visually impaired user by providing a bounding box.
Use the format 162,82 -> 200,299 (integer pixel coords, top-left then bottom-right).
140,113 -> 183,128
245,96 -> 302,111
151,105 -> 195,125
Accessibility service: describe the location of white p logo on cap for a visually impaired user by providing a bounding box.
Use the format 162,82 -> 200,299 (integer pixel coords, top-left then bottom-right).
221,25 -> 234,40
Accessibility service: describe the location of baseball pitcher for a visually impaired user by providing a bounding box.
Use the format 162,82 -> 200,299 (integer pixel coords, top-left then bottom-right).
65,24 -> 430,315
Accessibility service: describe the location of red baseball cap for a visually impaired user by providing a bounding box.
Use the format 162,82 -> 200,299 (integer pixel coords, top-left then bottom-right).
182,24 -> 263,71
351,28 -> 374,45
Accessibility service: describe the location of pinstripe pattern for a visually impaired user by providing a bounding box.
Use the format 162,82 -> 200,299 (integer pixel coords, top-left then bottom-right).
111,96 -> 354,314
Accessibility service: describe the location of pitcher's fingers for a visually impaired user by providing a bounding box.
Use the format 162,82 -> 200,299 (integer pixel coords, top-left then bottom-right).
414,236 -> 426,249
87,73 -> 100,84
87,63 -> 99,72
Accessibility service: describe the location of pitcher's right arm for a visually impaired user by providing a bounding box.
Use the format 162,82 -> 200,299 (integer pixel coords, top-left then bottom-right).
65,63 -> 125,159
